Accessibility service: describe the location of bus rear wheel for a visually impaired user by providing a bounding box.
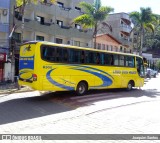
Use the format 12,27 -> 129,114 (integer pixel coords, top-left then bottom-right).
127,81 -> 133,91
76,82 -> 88,96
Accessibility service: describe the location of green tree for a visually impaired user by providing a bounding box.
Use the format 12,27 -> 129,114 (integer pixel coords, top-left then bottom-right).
156,59 -> 160,70
73,0 -> 114,48
130,7 -> 157,55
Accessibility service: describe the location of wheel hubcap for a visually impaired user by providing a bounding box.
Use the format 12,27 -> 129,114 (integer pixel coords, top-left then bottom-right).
128,83 -> 132,89
79,85 -> 85,94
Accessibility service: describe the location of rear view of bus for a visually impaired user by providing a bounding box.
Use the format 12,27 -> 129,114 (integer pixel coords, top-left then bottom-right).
18,42 -> 38,89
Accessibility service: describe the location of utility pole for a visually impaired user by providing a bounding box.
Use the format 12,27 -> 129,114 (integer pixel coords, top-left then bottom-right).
9,5 -> 16,82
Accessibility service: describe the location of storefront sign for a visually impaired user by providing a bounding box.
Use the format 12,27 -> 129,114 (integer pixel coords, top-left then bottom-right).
0,53 -> 6,62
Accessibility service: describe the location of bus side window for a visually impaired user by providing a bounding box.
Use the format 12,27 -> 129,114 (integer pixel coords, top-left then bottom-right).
42,47 -> 47,59
96,53 -> 100,64
74,50 -> 81,63
85,51 -> 89,63
81,51 -> 85,63
126,56 -> 134,67
104,54 -> 111,65
58,48 -> 63,62
119,55 -> 124,66
108,55 -> 114,65
113,55 -> 118,66
50,48 -> 55,61
56,47 -> 60,62
101,53 -> 105,65
63,49 -> 68,62
88,52 -> 95,64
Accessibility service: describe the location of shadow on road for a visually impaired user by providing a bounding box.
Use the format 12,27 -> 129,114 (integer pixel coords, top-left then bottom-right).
0,93 -> 72,125
0,87 -> 160,125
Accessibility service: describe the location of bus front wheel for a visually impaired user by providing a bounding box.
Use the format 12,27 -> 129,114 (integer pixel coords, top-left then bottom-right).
76,81 -> 88,96
127,81 -> 133,91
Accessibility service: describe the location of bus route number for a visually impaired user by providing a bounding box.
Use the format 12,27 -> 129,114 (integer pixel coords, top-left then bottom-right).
43,66 -> 52,69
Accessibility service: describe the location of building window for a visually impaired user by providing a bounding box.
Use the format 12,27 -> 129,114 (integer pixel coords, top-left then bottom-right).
120,20 -> 124,24
74,41 -> 80,47
102,44 -> 105,50
115,46 -> 118,52
36,16 -> 44,25
36,35 -> 44,41
13,32 -> 21,43
75,24 -> 81,29
120,46 -> 123,52
56,38 -> 63,44
119,55 -> 125,66
75,7 -> 81,11
110,45 -> 113,51
106,45 -> 108,50
57,2 -> 64,7
97,43 -> 101,49
57,20 -> 63,26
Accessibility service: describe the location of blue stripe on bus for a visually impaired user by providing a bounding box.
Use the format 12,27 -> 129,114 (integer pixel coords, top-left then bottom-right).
46,69 -> 74,90
46,66 -> 113,90
46,63 -> 114,80
72,65 -> 114,80
75,68 -> 113,87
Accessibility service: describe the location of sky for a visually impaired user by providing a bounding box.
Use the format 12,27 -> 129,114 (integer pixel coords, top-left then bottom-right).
101,0 -> 160,15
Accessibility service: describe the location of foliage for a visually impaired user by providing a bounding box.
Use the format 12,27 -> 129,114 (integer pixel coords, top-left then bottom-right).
73,0 -> 114,48
129,7 -> 157,55
156,59 -> 160,70
16,0 -> 56,7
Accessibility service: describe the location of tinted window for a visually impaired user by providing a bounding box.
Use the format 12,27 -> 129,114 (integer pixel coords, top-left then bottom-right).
113,55 -> 118,66
126,56 -> 135,67
41,46 -> 56,61
119,55 -> 125,66
69,49 -> 81,63
87,52 -> 96,64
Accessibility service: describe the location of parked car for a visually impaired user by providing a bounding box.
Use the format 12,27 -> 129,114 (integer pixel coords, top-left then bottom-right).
146,68 -> 157,78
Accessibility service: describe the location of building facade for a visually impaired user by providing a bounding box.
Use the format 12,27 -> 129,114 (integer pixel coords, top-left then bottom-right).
11,0 -> 94,51
96,34 -> 122,52
100,12 -> 133,53
0,0 -> 11,82
1,0 -> 94,82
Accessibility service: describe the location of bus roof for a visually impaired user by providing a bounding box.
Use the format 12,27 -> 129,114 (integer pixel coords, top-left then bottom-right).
22,41 -> 142,58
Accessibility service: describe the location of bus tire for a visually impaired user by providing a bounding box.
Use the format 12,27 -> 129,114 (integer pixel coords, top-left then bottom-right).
76,81 -> 88,96
127,81 -> 133,91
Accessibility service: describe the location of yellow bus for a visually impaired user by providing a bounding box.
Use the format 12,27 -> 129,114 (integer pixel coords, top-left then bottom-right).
18,41 -> 145,95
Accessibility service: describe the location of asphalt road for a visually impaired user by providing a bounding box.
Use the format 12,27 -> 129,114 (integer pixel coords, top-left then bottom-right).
0,74 -> 160,142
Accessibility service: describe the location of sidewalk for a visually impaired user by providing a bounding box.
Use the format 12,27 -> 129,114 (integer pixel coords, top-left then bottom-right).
0,82 -> 33,95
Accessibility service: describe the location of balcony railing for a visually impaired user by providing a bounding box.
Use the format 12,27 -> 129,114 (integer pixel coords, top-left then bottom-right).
120,25 -> 132,33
